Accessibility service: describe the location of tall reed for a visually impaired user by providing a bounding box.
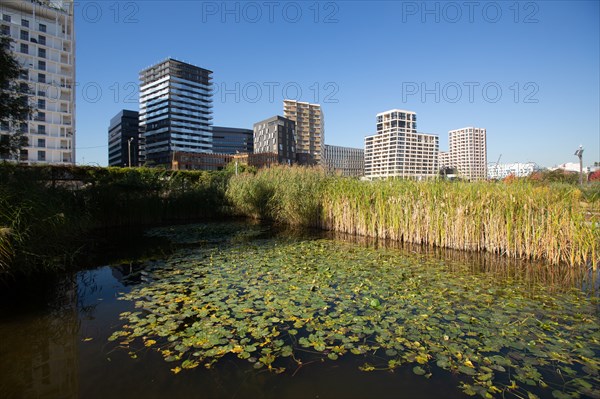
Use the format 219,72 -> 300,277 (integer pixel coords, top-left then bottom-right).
227,166 -> 599,267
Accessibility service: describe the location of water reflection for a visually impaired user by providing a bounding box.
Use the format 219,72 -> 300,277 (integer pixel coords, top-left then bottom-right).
0,277 -> 79,399
323,229 -> 600,296
0,221 -> 597,399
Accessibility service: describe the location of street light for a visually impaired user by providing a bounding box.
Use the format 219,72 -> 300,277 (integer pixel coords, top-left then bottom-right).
128,137 -> 134,167
574,145 -> 584,185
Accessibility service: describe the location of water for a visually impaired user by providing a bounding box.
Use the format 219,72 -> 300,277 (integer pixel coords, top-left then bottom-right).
0,222 -> 598,399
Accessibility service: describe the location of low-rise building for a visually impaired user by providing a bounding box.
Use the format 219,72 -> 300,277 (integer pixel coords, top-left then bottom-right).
324,144 -> 364,177
487,162 -> 539,179
212,126 -> 253,154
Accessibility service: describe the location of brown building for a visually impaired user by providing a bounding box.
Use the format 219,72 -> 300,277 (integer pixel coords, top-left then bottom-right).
171,151 -> 277,171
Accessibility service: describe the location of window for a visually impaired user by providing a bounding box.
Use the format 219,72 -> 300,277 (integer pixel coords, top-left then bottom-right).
38,60 -> 45,71
21,19 -> 29,27
20,29 -> 28,40
20,43 -> 28,54
37,138 -> 45,148
38,35 -> 46,45
19,70 -> 28,80
38,99 -> 45,109
36,112 -> 45,122
38,73 -> 46,83
1,25 -> 9,36
38,125 -> 46,135
39,23 -> 46,32
19,123 -> 27,133
19,82 -> 29,93
37,150 -> 46,161
2,14 -> 11,23
38,48 -> 46,58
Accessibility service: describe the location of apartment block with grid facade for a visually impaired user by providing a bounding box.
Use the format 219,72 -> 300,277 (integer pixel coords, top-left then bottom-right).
139,58 -> 213,166
364,110 -> 438,179
1,0 -> 75,164
448,127 -> 487,180
283,100 -> 324,165
253,115 -> 296,165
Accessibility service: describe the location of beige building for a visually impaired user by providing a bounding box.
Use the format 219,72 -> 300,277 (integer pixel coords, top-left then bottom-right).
0,0 -> 75,164
438,150 -> 450,168
324,144 -> 364,177
364,110 -> 438,179
448,127 -> 487,180
283,100 -> 324,165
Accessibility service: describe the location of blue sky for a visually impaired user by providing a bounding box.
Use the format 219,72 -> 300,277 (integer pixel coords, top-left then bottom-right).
75,0 -> 600,167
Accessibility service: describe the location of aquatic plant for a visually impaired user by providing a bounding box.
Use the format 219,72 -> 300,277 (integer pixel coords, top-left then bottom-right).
227,167 -> 599,267
110,225 -> 600,399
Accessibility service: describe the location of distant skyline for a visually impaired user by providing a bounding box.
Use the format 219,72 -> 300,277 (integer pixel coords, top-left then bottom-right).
69,0 -> 599,167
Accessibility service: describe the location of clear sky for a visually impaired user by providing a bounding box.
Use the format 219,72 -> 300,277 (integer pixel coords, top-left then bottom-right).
74,0 -> 600,167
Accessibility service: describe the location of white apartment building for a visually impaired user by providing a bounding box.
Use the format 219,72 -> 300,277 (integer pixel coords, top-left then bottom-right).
364,110 -> 439,180
0,0 -> 75,164
283,100 -> 324,165
488,162 -> 539,179
448,127 -> 487,180
438,150 -> 450,168
324,144 -> 364,177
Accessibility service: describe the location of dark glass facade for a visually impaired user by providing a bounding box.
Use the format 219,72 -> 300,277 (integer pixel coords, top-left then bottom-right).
108,110 -> 140,167
212,126 -> 253,154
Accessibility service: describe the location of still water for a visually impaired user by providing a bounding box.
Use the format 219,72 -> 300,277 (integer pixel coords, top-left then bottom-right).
0,222 -> 598,399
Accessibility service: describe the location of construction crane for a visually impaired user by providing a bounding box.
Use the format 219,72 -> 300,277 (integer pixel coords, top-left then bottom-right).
494,154 -> 502,179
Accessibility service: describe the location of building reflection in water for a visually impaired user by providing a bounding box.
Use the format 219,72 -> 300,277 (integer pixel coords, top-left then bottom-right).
0,276 -> 79,399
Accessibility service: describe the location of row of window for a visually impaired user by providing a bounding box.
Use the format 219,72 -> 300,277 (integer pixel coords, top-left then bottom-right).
19,43 -> 47,58
2,14 -> 47,32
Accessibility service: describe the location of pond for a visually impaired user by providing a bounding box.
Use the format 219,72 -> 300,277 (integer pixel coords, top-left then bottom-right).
0,222 -> 598,399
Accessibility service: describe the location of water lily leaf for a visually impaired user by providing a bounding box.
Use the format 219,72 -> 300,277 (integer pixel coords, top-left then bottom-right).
109,223 -> 599,399
552,391 -> 572,399
458,365 -> 477,376
181,359 -> 199,369
413,366 -> 426,375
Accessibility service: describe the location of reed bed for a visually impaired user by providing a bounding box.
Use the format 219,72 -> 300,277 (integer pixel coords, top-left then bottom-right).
227,166 -> 599,267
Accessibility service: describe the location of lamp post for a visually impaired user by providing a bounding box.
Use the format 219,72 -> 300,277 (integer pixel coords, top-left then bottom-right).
574,145 -> 584,185
128,137 -> 134,168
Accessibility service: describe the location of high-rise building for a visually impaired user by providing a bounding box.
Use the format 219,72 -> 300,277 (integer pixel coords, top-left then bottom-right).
448,127 -> 487,180
324,144 -> 364,177
253,116 -> 296,165
0,0 -> 75,164
139,58 -> 213,166
108,110 -> 139,167
364,110 -> 438,179
283,100 -> 324,165
212,126 -> 253,154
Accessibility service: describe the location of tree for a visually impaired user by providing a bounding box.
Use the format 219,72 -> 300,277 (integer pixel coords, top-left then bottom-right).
0,35 -> 32,160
